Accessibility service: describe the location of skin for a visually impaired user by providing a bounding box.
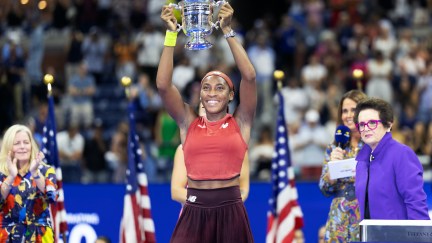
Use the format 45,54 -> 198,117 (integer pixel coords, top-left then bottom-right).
357,109 -> 390,151
171,103 -> 250,203
200,77 -> 234,118
1,131 -> 45,199
157,3 -> 256,190
318,225 -> 325,243
171,145 -> 250,204
294,229 -> 305,243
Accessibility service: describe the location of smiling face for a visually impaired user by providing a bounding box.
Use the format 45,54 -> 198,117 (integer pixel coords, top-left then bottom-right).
200,75 -> 234,120
357,109 -> 388,150
12,131 -> 32,163
341,98 -> 357,131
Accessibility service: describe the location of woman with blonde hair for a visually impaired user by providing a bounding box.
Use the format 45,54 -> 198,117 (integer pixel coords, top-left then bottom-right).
0,124 -> 57,242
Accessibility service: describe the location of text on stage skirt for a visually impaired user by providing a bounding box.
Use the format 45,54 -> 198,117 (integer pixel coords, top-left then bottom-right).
170,186 -> 254,243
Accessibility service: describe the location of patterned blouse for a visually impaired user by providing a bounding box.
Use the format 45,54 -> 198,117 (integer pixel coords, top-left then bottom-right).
0,164 -> 57,242
319,142 -> 363,242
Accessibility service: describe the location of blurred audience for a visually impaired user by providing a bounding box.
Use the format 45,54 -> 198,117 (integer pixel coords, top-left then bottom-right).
67,62 -> 96,129
0,0 -> 431,184
57,122 -> 85,183
249,125 -> 274,181
82,119 -> 109,183
105,122 -> 128,183
292,109 -> 332,180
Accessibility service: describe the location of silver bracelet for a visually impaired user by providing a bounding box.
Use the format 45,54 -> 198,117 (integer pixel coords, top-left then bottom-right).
224,29 -> 236,39
32,170 -> 41,180
3,181 -> 11,189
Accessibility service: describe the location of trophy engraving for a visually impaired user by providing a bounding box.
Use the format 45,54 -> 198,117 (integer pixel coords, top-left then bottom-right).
170,0 -> 226,50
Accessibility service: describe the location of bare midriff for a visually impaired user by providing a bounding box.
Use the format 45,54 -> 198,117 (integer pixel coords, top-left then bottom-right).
187,177 -> 240,189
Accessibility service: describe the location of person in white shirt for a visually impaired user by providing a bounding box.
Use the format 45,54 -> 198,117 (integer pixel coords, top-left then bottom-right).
56,123 -> 85,183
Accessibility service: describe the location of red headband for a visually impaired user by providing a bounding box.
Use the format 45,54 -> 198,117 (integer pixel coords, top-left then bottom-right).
201,71 -> 234,91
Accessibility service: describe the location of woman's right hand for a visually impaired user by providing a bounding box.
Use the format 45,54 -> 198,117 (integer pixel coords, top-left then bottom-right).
330,147 -> 345,161
161,5 -> 178,32
218,3 -> 233,32
7,151 -> 18,178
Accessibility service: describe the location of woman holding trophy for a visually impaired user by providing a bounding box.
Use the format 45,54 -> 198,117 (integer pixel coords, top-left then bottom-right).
157,2 -> 256,242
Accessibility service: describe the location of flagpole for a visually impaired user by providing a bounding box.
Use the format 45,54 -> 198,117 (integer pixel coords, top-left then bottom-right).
120,76 -> 133,99
43,73 -> 54,96
273,70 -> 285,92
119,76 -> 157,242
43,73 -> 69,243
352,68 -> 364,91
267,69 -> 304,242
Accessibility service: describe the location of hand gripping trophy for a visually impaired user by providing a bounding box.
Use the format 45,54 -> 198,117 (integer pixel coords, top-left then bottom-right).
170,0 -> 226,50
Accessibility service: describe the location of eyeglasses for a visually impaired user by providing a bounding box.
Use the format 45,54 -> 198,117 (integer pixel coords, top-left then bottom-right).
356,120 -> 382,132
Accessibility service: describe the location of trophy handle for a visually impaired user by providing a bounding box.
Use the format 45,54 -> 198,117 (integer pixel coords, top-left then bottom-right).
214,0 -> 227,6
210,0 -> 227,31
211,21 -> 220,30
168,2 -> 180,9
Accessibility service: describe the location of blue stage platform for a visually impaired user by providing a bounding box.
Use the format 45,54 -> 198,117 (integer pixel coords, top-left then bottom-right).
61,182 -> 432,243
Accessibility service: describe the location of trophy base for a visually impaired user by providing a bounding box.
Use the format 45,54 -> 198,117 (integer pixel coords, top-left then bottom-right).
185,41 -> 213,50
185,32 -> 213,50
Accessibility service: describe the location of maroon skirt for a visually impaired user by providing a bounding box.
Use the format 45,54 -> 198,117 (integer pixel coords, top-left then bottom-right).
170,186 -> 254,243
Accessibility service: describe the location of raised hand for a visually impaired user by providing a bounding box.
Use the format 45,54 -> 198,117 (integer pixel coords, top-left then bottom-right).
161,5 -> 178,32
218,3 -> 233,31
7,151 -> 18,178
30,151 -> 44,175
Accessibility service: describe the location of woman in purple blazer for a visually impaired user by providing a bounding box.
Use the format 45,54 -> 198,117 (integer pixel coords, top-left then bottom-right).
354,98 -> 430,220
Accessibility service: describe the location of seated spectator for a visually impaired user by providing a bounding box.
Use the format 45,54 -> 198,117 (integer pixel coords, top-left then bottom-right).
105,122 -> 128,183
113,31 -> 137,81
57,123 -> 85,183
365,50 -> 394,104
415,60 -> 432,154
27,101 -> 48,147
130,72 -> 162,129
292,109 -> 331,180
82,119 -> 109,183
81,27 -> 107,84
67,62 -> 96,129
249,125 -> 274,181
154,108 -> 180,181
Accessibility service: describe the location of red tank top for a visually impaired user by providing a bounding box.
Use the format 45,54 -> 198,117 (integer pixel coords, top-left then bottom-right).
183,114 -> 247,180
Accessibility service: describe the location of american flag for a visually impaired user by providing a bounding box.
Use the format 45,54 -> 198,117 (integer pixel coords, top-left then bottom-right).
266,92 -> 304,243
120,102 -> 156,243
41,94 -> 68,241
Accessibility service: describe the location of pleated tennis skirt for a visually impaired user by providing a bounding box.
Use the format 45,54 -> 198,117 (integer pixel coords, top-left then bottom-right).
170,186 -> 254,243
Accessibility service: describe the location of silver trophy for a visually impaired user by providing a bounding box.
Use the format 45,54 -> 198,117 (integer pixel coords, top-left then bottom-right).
170,0 -> 226,50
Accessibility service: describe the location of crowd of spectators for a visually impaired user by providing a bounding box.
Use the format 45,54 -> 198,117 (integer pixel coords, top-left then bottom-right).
0,0 -> 431,183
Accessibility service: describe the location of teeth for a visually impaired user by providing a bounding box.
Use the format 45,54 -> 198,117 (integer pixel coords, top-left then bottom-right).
208,100 -> 218,104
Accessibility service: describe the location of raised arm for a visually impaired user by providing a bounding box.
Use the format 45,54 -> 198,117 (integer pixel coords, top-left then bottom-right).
156,5 -> 193,133
219,3 -> 257,142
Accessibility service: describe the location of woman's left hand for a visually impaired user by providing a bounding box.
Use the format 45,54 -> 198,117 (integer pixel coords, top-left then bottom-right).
30,151 -> 44,175
161,5 -> 178,32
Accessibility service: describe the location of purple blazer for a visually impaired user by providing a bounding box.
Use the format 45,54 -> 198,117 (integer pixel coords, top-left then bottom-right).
355,132 -> 430,220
